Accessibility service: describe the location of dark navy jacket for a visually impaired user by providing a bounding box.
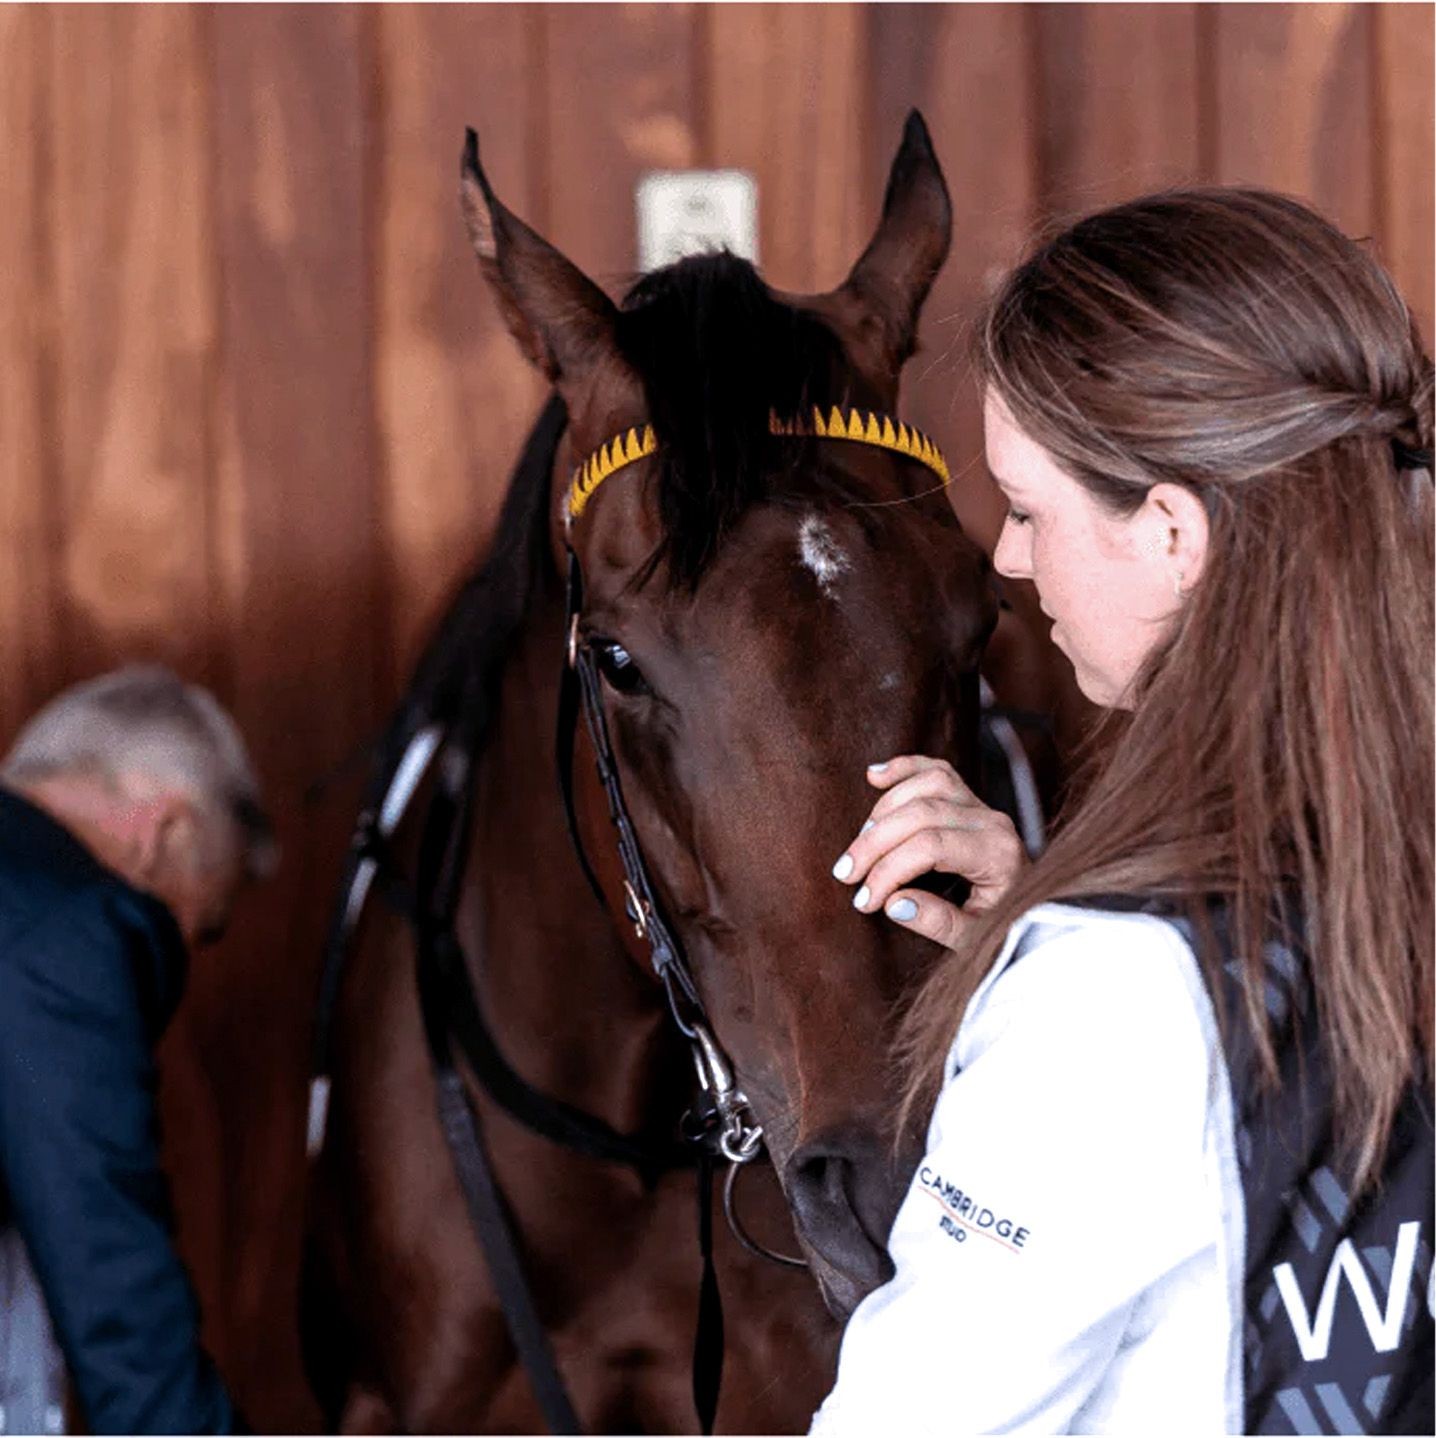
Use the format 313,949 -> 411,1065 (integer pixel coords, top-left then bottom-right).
0,788 -> 239,1434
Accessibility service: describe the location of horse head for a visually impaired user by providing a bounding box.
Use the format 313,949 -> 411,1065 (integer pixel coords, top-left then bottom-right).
459,114 -> 996,1318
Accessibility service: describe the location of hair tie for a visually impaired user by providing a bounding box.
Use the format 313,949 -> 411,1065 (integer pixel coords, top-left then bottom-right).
1392,438 -> 1433,471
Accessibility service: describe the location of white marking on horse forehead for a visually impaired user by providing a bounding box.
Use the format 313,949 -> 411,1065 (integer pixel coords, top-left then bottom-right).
797,513 -> 851,596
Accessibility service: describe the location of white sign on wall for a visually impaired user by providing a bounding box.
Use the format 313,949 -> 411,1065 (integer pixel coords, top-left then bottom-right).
636,170 -> 759,273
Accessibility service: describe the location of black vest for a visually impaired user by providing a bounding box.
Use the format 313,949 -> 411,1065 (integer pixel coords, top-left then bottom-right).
1077,897 -> 1433,1435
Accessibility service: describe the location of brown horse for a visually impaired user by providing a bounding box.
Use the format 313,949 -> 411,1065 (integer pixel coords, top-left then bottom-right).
302,112 -> 997,1434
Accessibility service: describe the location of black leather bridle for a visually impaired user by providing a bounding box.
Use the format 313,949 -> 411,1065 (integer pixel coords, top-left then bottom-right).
558,549 -> 779,1173
307,404 -> 964,1434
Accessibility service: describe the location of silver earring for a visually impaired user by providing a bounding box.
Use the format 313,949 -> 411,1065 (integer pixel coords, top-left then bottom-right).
1173,572 -> 1185,599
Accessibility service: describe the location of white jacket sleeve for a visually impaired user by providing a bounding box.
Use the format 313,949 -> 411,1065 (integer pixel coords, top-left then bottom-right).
811,911 -> 1222,1435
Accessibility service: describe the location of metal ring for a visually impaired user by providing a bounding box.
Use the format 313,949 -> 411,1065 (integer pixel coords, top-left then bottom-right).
721,1161 -> 808,1269
622,880 -> 649,939
718,1119 -> 764,1166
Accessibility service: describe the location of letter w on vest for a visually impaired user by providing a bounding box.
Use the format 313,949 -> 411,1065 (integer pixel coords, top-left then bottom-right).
1274,1221 -> 1421,1361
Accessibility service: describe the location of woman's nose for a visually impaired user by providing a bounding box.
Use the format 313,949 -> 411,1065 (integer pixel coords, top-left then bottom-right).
992,525 -> 1030,580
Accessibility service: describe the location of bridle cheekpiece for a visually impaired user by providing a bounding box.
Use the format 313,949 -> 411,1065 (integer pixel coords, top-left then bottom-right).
566,405 -> 951,526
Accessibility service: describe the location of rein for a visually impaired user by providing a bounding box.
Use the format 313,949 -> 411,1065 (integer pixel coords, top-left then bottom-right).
308,402 -> 952,1435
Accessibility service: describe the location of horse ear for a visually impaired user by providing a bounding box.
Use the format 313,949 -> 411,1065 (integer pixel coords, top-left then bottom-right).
836,111 -> 952,370
459,127 -> 619,389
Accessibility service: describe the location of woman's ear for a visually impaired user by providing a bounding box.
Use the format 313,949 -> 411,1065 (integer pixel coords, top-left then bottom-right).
1141,482 -> 1210,595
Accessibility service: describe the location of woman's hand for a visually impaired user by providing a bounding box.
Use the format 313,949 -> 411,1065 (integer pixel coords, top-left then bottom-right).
830,755 -> 1027,948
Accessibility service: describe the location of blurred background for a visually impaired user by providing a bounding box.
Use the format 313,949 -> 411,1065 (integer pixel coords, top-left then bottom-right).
1,3 -> 1431,1428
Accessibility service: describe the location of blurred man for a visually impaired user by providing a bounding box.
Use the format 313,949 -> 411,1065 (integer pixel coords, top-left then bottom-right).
0,666 -> 275,1434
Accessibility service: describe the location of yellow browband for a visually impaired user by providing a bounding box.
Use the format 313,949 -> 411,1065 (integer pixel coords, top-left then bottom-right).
566,406 -> 951,523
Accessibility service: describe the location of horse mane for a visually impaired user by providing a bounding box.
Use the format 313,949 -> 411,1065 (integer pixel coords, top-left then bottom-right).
616,252 -> 856,587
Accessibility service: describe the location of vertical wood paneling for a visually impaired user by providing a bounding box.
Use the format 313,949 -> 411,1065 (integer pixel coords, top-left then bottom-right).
49,5 -> 217,682
210,4 -> 379,785
707,4 -> 867,292
0,5 -> 57,741
1373,2 -> 1435,344
374,4 -> 544,676
205,6 -> 376,1423
543,3 -> 703,287
1033,3 -> 1203,213
1212,3 -> 1377,238
1,7 -> 1431,1429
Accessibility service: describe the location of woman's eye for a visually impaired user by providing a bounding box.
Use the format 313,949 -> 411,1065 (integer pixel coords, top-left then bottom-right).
1005,507 -> 1032,526
594,640 -> 652,697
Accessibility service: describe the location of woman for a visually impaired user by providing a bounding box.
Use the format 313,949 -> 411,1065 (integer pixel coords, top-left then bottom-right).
814,189 -> 1433,1434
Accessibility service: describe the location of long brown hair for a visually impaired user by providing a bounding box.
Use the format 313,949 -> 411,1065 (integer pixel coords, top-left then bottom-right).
900,188 -> 1434,1191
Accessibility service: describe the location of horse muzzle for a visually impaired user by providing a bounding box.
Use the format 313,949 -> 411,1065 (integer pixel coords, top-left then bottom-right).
782,1124 -> 908,1318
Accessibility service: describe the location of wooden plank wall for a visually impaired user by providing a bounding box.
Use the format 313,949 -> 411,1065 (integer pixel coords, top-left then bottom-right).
0,4 -> 1430,1426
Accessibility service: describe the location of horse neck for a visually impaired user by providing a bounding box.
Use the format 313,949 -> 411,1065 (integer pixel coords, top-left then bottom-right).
455,575 -> 682,1135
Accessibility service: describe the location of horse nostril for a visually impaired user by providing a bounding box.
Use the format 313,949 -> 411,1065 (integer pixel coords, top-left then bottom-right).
784,1129 -> 900,1309
790,1148 -> 850,1218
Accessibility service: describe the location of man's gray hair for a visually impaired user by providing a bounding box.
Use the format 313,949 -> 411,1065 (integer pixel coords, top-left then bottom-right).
2,665 -> 276,877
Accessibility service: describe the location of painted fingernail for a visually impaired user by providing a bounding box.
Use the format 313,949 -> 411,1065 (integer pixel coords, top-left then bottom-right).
868,761 -> 889,773
886,898 -> 919,922
853,886 -> 871,910
831,854 -> 855,881
860,820 -> 876,833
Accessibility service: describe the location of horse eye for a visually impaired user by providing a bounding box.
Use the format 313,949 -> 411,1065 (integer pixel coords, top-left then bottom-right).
594,640 -> 652,697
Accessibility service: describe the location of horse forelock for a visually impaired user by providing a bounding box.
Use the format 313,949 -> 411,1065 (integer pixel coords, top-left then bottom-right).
400,256 -> 886,738
615,253 -> 866,590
